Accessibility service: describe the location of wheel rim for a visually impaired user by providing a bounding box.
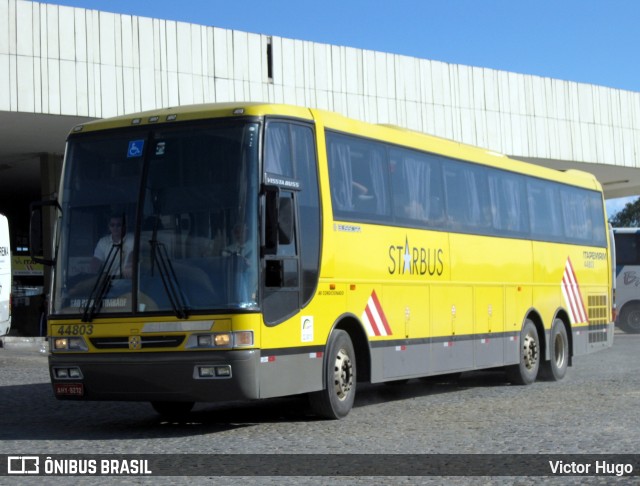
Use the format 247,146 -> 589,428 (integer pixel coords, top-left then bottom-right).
523,330 -> 539,371
333,348 -> 354,401
553,332 -> 566,369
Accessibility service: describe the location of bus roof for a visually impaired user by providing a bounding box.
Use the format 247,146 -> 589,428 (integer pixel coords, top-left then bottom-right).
70,103 -> 314,134
310,107 -> 603,192
70,102 -> 603,193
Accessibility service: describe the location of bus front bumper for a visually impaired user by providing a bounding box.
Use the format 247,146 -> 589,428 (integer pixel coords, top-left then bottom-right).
48,350 -> 260,403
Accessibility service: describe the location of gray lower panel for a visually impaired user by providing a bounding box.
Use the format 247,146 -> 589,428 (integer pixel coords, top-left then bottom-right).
572,323 -> 614,356
475,336 -> 505,368
371,322 -> 614,383
430,338 -> 474,374
380,343 -> 429,379
49,350 -> 260,402
503,334 -> 520,365
258,351 -> 324,399
371,335 -> 517,383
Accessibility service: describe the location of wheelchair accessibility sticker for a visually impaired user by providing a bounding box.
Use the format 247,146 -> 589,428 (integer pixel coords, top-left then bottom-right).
127,140 -> 145,158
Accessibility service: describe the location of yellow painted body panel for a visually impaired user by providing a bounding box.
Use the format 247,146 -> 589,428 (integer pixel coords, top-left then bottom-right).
57,102 -> 612,347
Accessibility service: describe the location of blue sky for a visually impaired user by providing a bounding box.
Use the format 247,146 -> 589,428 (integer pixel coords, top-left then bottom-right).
43,0 -> 640,93
39,1 -> 640,215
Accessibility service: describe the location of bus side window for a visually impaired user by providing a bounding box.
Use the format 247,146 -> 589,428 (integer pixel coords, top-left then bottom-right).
265,123 -> 294,178
326,132 -> 390,222
616,234 -> 640,266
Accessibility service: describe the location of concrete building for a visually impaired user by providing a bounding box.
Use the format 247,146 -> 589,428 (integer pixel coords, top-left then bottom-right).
1,0 -> 640,248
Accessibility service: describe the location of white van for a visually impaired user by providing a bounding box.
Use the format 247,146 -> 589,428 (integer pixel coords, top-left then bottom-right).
0,214 -> 11,336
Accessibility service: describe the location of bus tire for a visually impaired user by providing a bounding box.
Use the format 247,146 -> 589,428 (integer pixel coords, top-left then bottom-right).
151,401 -> 194,418
308,330 -> 356,419
506,319 -> 540,385
618,302 -> 640,334
539,319 -> 569,381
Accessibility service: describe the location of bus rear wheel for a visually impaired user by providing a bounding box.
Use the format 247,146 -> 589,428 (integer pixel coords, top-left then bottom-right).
506,319 -> 539,385
539,319 -> 569,381
308,330 -> 356,419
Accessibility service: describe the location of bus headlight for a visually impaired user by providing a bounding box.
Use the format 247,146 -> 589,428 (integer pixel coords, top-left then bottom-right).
196,334 -> 214,347
187,331 -> 254,349
52,336 -> 88,352
214,333 -> 232,347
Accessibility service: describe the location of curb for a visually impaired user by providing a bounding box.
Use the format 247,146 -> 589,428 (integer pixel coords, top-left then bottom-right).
0,336 -> 48,353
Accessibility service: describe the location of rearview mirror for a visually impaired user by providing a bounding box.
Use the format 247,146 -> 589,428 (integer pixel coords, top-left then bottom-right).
29,199 -> 60,266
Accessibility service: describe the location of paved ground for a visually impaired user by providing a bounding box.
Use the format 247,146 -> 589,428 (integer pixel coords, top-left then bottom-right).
0,330 -> 638,485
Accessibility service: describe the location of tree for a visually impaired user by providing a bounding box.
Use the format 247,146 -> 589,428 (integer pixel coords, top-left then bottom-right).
610,197 -> 640,227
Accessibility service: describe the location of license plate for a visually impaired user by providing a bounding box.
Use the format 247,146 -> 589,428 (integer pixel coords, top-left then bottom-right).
54,383 -> 84,396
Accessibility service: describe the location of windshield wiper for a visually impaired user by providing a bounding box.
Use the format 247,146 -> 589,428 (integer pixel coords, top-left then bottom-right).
81,242 -> 122,322
149,238 -> 190,319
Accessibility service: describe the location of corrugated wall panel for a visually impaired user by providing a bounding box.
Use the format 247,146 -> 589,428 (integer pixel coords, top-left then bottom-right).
2,0 -> 640,172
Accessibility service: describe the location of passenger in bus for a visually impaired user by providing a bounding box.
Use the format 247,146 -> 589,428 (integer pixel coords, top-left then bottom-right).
91,214 -> 133,278
352,181 -> 376,212
404,200 -> 427,220
352,180 -> 369,198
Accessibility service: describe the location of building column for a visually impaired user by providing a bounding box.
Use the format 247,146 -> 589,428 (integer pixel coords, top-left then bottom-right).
39,152 -> 63,303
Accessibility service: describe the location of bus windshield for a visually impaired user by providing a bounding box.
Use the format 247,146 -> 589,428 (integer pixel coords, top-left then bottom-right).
53,120 -> 260,318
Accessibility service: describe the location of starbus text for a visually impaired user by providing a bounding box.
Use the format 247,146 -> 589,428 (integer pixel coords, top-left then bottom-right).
388,245 -> 444,276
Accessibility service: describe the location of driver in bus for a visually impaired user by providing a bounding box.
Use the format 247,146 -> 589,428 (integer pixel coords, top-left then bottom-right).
91,214 -> 133,278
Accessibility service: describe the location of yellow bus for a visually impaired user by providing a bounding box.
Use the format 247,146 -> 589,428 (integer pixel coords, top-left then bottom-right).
33,103 -> 614,419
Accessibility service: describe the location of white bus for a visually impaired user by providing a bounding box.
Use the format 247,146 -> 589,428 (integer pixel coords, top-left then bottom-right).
612,227 -> 640,333
0,214 -> 11,336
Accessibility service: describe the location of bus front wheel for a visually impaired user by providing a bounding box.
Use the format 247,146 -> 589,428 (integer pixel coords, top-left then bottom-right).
506,319 -> 540,385
308,330 -> 356,419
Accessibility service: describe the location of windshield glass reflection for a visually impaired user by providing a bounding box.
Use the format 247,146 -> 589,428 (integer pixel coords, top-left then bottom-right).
53,121 -> 259,318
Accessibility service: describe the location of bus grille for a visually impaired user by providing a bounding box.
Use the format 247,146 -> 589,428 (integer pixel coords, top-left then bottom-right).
587,295 -> 608,343
90,335 -> 186,349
